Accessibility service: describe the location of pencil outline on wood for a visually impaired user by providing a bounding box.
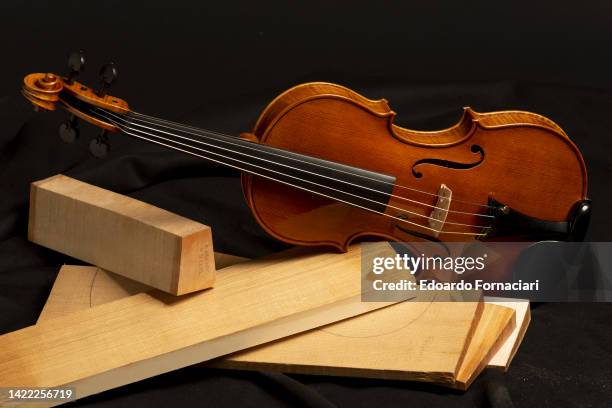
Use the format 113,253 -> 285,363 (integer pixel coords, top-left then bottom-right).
22,173 -> 528,402
37,261 -> 525,390
2,244 -> 410,408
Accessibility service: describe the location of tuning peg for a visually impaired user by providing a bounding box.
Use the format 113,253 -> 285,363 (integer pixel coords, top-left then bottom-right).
97,63 -> 118,97
59,114 -> 79,143
66,50 -> 86,85
89,130 -> 110,158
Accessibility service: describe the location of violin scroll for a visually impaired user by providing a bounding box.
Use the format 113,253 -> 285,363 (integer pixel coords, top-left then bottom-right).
22,73 -> 63,111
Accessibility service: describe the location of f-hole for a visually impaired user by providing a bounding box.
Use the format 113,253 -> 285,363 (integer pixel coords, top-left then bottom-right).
412,144 -> 485,179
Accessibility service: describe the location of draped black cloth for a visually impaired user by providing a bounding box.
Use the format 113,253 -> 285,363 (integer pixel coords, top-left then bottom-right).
1,1 -> 611,407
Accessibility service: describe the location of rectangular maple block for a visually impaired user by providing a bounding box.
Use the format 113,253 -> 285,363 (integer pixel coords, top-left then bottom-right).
28,174 -> 216,295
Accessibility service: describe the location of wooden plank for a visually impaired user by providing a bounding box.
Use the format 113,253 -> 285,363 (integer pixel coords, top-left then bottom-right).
484,297 -> 531,371
39,264 -> 513,388
215,296 -> 484,386
37,252 -> 248,323
1,245 -> 402,407
453,303 -> 515,389
28,174 -> 216,295
36,265 -> 96,322
40,263 -> 528,378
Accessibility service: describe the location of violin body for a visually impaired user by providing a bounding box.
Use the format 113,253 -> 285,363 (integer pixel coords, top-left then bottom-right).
242,83 -> 588,251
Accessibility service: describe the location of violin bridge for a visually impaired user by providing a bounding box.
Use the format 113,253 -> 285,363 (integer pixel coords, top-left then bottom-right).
428,184 -> 452,237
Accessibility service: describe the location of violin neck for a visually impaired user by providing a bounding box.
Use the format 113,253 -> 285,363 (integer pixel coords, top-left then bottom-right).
113,111 -> 396,213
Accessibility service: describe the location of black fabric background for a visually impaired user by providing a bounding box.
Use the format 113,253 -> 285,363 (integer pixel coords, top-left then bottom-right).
1,1 -> 611,407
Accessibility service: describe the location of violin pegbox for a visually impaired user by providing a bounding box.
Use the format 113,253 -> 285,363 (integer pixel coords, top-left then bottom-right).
21,52 -> 130,135
59,51 -> 86,143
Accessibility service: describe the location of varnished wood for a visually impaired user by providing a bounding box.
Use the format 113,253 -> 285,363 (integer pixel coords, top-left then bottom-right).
243,82 -> 588,251
22,72 -> 129,132
62,77 -> 129,114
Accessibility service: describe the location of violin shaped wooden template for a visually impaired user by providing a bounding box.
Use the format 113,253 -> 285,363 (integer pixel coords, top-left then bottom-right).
22,67 -> 591,252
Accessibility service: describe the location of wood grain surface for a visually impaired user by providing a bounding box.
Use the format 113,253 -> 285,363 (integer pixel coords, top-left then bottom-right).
28,174 -> 216,295
38,262 -> 526,390
1,245 -> 401,407
484,297 -> 531,371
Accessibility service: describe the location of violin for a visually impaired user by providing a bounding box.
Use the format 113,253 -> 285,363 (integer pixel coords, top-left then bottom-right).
22,52 -> 591,252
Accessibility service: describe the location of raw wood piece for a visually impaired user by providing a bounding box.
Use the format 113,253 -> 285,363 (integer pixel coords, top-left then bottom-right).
216,297 -> 484,386
36,265 -> 95,322
453,303 -> 515,390
484,297 -> 531,371
219,298 -> 516,389
1,245 -> 400,407
39,264 -> 529,378
28,174 -> 216,295
213,253 -> 249,269
37,252 -> 248,322
40,265 -> 519,388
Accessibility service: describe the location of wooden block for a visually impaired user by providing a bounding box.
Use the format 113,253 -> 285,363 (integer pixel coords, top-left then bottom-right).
37,263 -> 521,389
1,245 -> 404,407
28,174 -> 216,295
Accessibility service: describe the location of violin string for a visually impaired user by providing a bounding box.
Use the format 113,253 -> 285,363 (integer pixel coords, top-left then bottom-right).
99,116 -> 487,237
126,110 -> 495,218
103,108 -> 494,229
92,108 -> 489,237
129,110 -> 496,211
123,112 -> 492,224
94,108 -> 489,232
